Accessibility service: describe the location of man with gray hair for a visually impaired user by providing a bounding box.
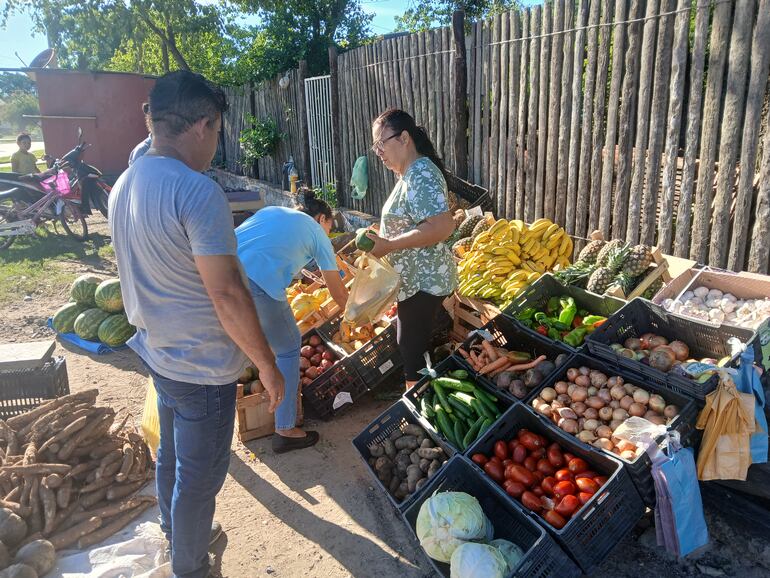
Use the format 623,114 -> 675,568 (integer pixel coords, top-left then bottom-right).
109,70 -> 284,577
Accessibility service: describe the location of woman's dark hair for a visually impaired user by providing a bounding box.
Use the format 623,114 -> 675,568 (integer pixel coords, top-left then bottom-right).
298,188 -> 333,221
374,109 -> 447,180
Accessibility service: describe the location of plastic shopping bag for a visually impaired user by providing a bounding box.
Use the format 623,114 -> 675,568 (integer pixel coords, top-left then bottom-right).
735,347 -> 768,464
342,254 -> 400,326
648,434 -> 709,557
141,378 -> 160,455
696,371 -> 755,480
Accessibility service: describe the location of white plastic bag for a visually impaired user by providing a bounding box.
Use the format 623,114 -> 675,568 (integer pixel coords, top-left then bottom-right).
342,254 -> 400,325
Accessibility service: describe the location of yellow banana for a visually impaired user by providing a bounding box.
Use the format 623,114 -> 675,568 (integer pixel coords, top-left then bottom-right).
545,230 -> 563,249
541,223 -> 561,242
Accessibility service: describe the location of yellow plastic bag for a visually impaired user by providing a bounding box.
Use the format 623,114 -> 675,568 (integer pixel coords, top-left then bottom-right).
141,378 -> 160,455
342,254 -> 400,326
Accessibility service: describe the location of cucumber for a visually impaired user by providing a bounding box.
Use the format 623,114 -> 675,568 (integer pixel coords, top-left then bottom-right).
447,396 -> 473,420
448,369 -> 469,380
470,398 -> 487,420
435,407 -> 456,445
431,377 -> 476,393
462,415 -> 486,447
453,419 -> 467,450
472,387 -> 497,404
473,397 -> 496,421
451,391 -> 477,409
479,417 -> 494,435
420,395 -> 435,419
474,390 -> 499,414
433,384 -> 453,414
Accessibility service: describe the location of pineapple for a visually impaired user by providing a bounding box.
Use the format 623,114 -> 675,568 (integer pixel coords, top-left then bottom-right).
622,244 -> 654,276
605,242 -> 631,273
553,260 -> 597,288
595,239 -> 624,267
642,276 -> 665,299
458,215 -> 483,238
610,272 -> 637,296
577,240 -> 606,264
586,266 -> 615,294
471,217 -> 493,238
452,237 -> 474,257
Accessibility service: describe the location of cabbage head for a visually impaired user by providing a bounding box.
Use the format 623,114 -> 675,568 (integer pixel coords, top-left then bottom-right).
416,492 -> 492,563
450,543 -> 508,578
490,539 -> 525,574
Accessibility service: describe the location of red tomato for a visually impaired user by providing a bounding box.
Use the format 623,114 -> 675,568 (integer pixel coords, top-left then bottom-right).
484,461 -> 505,483
593,476 -> 609,487
524,456 -> 539,472
471,454 -> 488,466
508,464 -> 535,487
536,325 -> 548,336
512,445 -> 527,464
544,510 -> 567,529
547,445 -> 565,468
540,496 -> 555,511
531,470 -> 545,484
568,458 -> 590,475
532,486 -> 544,497
521,491 -> 542,513
508,440 -> 519,455
502,459 -> 512,468
541,476 -> 557,497
576,477 -> 600,495
555,469 -> 573,482
519,431 -> 544,452
494,440 -> 509,461
489,456 -> 503,467
553,480 -> 577,499
503,480 -> 525,499
537,459 -> 556,476
564,452 -> 576,463
555,494 -> 581,518
578,492 -> 594,506
574,470 -> 598,480
530,447 -> 546,460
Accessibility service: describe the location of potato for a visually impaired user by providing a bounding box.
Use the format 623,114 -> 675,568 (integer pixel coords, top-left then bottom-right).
13,540 -> 55,576
394,435 -> 418,450
0,509 -> 27,547
369,444 -> 384,458
420,438 -> 435,449
410,452 -> 421,465
417,447 -> 444,460
383,439 -> 396,459
0,565 -> 38,578
402,424 -> 425,437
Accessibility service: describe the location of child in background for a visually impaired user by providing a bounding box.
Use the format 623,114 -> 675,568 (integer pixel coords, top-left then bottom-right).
11,134 -> 39,175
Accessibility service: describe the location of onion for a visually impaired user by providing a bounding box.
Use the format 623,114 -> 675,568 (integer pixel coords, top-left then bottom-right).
598,407 -> 614,422
586,396 -> 606,410
571,402 -> 587,417
606,376 -> 624,389
578,417 -> 585,430
590,371 -> 609,388
557,407 -> 578,420
620,450 -> 637,461
574,375 -> 591,388
598,388 -> 613,403
596,425 -> 613,439
648,335 -> 669,349
577,431 -> 597,444
633,389 -> 650,405
531,397 -> 544,409
664,405 -> 679,419
583,408 -> 599,420
624,337 -> 642,351
558,418 -> 579,434
571,386 -> 588,402
646,414 -> 666,426
619,395 -> 634,411
541,387 -> 557,402
587,386 -> 598,397
557,393 -> 572,405
554,381 -> 569,395
551,400 -> 565,411
611,446 -> 622,456
567,384 -> 576,397
644,410 -> 660,420
623,383 -> 637,396
649,348 -> 676,372
535,403 -> 552,418
610,385 -> 626,401
594,438 -> 614,451
648,394 -> 666,414
583,419 -> 601,432
566,368 -> 580,382
609,400 -> 620,409
612,408 -> 630,421
669,341 -> 690,362
610,419 -> 625,431
640,332 -> 656,348
628,403 -> 646,417
578,366 -> 591,376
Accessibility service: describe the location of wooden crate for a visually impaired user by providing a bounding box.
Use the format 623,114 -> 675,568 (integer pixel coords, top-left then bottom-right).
235,384 -> 304,443
604,247 -> 689,300
448,293 -> 501,342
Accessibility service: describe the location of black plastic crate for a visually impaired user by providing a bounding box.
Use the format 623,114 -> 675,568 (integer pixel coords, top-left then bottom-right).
402,456 -> 581,578
466,404 -> 644,573
352,400 -> 455,512
403,357 -> 512,453
457,315 -> 573,403
503,274 -> 626,351
526,353 -> 698,507
585,298 -> 754,402
0,357 -> 70,419
317,316 -> 403,389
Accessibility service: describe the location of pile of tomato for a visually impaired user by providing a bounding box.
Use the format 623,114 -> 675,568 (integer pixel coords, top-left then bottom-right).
471,428 -> 609,529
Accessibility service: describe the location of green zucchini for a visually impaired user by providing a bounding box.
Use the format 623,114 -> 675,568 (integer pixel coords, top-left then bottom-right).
431,377 -> 476,393
463,415 -> 486,447
432,384 -> 453,414
448,369 -> 469,380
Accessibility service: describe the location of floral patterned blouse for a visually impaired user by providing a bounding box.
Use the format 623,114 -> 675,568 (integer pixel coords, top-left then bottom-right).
380,157 -> 458,302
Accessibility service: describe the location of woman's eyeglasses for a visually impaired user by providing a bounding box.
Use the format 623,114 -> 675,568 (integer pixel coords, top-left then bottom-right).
371,133 -> 400,152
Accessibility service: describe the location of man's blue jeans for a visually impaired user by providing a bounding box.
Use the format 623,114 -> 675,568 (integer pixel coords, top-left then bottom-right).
149,365 -> 236,578
248,279 -> 301,430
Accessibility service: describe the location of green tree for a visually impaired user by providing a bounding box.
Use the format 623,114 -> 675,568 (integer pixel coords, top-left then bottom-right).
0,92 -> 40,132
0,73 -> 36,100
395,0 -> 519,32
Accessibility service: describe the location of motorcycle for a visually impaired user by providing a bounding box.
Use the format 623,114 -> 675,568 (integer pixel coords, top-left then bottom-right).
0,128 -> 109,249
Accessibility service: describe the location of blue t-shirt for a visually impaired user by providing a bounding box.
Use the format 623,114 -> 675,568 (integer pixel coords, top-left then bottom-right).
236,206 -> 337,301
108,155 -> 248,385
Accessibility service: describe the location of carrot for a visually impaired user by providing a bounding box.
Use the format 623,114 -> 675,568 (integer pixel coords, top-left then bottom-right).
469,350 -> 481,370
489,361 -> 514,378
49,516 -> 102,550
506,355 -> 548,372
78,502 -> 153,549
456,348 -> 470,359
479,356 -> 513,375
481,340 -> 498,361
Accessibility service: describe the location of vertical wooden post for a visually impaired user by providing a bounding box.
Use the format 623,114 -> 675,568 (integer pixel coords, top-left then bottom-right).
328,47 -> 344,207
249,82 -> 258,180
452,10 -> 468,180
297,60 -> 312,187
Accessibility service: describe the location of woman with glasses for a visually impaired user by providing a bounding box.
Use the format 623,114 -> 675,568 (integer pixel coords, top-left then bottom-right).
364,109 -> 457,389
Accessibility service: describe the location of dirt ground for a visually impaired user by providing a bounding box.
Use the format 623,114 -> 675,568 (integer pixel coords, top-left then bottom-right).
2,216 -> 770,577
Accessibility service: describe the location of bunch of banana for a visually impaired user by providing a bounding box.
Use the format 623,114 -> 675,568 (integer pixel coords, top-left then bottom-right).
457,218 -> 572,306
288,287 -> 331,322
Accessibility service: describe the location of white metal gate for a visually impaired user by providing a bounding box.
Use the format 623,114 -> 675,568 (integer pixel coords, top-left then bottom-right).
304,75 -> 334,190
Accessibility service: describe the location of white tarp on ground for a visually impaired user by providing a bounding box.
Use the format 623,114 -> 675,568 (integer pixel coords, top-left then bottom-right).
47,488 -> 171,578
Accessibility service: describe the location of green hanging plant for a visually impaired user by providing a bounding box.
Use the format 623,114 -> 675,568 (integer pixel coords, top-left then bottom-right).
239,115 -> 285,163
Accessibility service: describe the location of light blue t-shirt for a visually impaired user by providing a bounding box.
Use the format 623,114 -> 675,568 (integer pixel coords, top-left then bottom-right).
108,155 -> 248,385
236,206 -> 337,301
